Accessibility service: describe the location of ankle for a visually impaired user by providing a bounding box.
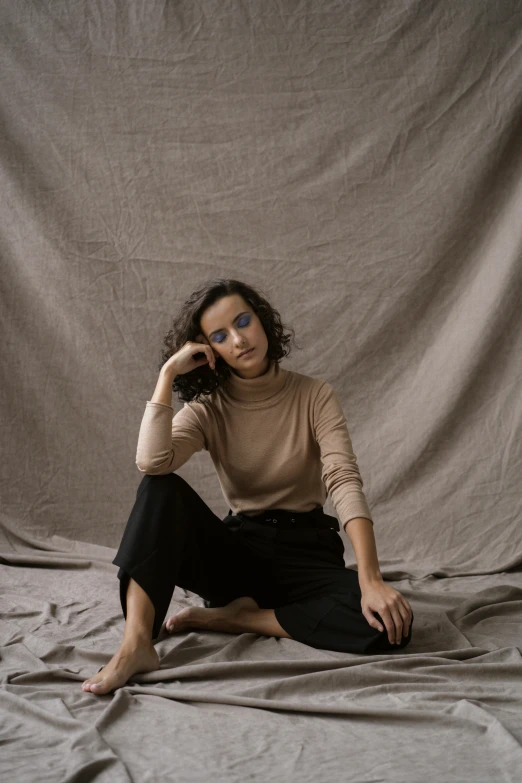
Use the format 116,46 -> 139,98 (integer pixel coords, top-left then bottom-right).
121,628 -> 154,649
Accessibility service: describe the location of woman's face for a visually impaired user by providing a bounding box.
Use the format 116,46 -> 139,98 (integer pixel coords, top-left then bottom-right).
199,293 -> 270,378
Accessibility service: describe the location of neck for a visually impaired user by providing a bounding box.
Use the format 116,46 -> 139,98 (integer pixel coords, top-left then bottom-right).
222,356 -> 288,405
230,354 -> 271,380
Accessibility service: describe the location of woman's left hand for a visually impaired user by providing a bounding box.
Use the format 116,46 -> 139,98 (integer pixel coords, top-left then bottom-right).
360,579 -> 413,645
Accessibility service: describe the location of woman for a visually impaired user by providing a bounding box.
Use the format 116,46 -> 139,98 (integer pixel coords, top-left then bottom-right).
82,278 -> 414,695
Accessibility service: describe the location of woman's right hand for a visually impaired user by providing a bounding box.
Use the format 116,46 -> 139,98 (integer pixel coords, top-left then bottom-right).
164,335 -> 217,376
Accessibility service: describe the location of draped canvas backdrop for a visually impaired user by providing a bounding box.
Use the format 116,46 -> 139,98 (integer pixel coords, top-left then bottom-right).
1,1 -> 521,781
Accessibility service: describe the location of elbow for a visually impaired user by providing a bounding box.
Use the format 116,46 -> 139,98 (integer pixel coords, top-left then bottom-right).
135,455 -> 175,475
135,462 -> 171,476
135,452 -> 153,473
135,458 -> 159,474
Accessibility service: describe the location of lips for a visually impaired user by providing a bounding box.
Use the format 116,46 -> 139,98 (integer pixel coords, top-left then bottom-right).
239,347 -> 254,357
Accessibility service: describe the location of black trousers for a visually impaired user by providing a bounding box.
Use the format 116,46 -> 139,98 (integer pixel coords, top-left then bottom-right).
112,473 -> 414,654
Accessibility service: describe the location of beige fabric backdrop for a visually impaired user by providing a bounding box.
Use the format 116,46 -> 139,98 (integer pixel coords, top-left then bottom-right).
1,1 -> 521,781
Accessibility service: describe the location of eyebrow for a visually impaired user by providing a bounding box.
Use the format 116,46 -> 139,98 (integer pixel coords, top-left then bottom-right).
208,311 -> 250,338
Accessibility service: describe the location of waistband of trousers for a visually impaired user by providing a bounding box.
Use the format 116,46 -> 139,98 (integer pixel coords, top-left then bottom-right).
230,506 -> 340,531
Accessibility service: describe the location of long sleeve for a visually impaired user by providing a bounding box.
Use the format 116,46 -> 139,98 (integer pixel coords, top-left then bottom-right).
135,401 -> 207,474
313,382 -> 373,525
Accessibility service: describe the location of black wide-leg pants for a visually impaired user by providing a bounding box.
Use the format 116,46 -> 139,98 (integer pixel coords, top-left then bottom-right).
112,473 -> 414,654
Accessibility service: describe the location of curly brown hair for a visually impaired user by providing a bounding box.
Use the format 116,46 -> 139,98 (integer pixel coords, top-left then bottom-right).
159,278 -> 301,403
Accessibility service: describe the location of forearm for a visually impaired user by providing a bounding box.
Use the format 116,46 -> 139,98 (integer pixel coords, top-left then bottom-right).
343,517 -> 383,585
151,366 -> 177,407
136,367 -> 178,472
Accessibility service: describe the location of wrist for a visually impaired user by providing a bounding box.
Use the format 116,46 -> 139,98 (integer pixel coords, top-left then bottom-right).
358,569 -> 383,586
161,362 -> 178,381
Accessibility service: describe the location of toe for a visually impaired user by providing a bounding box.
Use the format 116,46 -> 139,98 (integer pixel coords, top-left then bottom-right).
166,608 -> 190,632
89,678 -> 113,694
89,683 -> 105,694
82,666 -> 106,689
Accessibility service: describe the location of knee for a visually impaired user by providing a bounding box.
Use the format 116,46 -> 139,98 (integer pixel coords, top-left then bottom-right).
140,472 -> 189,489
137,472 -> 193,501
141,472 -> 179,482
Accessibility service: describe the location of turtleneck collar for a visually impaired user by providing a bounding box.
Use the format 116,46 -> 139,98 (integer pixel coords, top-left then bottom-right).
220,357 -> 289,408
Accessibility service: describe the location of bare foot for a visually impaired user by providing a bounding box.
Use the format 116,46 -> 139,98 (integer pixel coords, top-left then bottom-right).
166,596 -> 259,633
81,640 -> 160,696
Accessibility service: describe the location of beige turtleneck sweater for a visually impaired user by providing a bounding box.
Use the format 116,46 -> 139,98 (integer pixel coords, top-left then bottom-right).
135,359 -> 373,526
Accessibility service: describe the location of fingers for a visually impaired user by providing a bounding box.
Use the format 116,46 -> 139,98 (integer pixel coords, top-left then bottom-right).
379,601 -> 413,645
194,335 -> 217,369
400,601 -> 413,639
390,604 -> 409,644
192,339 -> 215,370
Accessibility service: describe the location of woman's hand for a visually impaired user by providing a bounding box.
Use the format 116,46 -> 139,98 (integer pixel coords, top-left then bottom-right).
164,334 -> 218,376
359,579 -> 413,645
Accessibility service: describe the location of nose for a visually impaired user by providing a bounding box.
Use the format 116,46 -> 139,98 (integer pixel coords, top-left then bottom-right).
232,330 -> 244,348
